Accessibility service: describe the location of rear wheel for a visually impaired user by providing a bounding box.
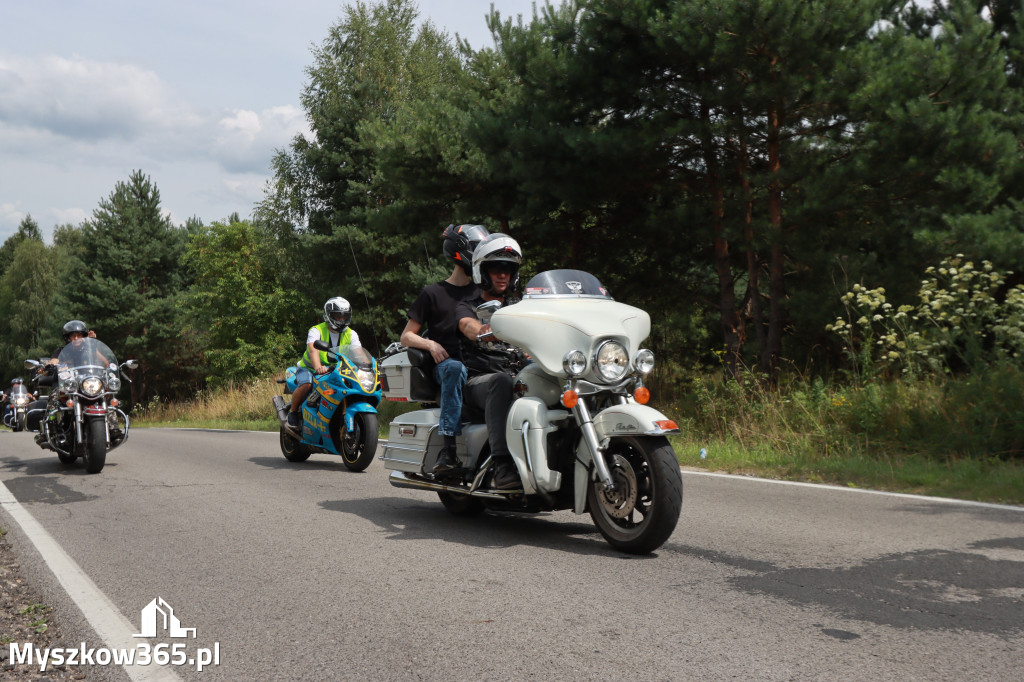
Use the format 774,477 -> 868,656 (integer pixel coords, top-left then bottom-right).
337,412 -> 377,472
438,491 -> 485,517
84,418 -> 107,474
280,428 -> 311,462
586,436 -> 682,554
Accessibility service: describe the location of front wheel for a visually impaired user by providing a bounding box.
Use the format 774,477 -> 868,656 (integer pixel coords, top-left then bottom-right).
338,412 -> 377,472
280,428 -> 311,462
586,436 -> 682,555
84,418 -> 107,474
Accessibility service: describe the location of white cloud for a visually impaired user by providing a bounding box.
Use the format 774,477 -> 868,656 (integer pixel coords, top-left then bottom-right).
0,55 -> 189,141
0,202 -> 26,230
213,105 -> 309,174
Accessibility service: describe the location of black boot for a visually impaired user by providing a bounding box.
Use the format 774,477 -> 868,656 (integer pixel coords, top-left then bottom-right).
432,447 -> 459,474
491,457 -> 521,490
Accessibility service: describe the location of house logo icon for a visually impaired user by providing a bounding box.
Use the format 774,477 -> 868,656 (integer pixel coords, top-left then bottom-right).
133,597 -> 197,639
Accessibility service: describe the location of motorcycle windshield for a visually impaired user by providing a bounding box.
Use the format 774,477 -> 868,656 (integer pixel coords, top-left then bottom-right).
56,338 -> 118,374
8,385 -> 28,398
330,344 -> 374,370
522,270 -> 612,299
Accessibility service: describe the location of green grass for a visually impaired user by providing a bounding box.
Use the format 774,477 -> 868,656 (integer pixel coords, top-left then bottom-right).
670,434 -> 1024,505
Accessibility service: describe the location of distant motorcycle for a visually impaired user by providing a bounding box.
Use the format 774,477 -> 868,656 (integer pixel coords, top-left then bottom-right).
271,342 -> 382,472
2,379 -> 33,432
24,338 -> 136,473
379,269 -> 683,555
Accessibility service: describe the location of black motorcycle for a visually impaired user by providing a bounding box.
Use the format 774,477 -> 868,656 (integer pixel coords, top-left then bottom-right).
24,339 -> 136,473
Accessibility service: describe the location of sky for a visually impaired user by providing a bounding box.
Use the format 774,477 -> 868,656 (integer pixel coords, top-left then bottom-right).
0,0 -> 542,240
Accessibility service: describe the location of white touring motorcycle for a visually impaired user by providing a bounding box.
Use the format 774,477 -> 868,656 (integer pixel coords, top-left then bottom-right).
379,269 -> 682,554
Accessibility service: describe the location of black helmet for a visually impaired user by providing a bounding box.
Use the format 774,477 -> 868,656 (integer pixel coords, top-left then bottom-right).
442,224 -> 490,274
472,235 -> 522,295
62,320 -> 88,342
10,378 -> 23,386
323,297 -> 351,332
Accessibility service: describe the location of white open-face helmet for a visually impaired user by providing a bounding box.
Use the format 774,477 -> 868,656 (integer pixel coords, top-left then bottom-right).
323,297 -> 352,332
472,235 -> 522,295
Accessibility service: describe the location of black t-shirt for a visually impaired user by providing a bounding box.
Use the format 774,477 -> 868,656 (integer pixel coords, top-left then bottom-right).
455,293 -> 520,377
407,280 -> 479,360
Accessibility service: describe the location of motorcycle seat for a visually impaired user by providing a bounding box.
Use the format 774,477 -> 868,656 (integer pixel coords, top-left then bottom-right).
406,348 -> 434,368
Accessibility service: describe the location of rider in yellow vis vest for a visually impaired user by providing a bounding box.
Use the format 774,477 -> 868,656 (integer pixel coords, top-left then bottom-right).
287,297 -> 362,431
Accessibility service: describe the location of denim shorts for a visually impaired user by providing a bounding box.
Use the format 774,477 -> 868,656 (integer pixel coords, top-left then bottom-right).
294,366 -> 313,386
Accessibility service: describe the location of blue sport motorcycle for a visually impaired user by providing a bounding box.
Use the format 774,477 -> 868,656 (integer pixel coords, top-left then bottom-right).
271,341 -> 381,471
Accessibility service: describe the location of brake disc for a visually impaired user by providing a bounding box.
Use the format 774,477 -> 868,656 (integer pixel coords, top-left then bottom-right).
596,453 -> 638,519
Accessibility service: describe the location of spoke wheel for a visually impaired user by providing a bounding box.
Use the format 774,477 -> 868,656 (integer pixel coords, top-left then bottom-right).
586,436 -> 682,554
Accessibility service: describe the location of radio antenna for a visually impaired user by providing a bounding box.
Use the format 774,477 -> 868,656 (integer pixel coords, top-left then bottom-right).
347,233 -> 381,356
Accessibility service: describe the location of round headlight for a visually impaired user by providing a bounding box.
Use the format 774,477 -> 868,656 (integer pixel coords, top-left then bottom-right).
14,395 -> 29,406
60,377 -> 77,393
108,375 -> 121,392
562,350 -> 587,377
634,349 -> 655,375
80,377 -> 104,397
357,370 -> 376,392
594,341 -> 629,382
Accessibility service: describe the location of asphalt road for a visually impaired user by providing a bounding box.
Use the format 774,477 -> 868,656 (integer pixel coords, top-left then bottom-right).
0,428 -> 1022,681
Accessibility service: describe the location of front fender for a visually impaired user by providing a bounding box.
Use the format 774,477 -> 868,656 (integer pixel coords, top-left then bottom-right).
591,403 -> 678,439
344,402 -> 377,431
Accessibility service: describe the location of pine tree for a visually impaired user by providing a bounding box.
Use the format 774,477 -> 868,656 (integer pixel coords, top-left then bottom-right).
66,170 -> 199,403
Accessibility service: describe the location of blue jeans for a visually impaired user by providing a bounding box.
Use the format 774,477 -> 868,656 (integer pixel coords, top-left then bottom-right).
433,358 -> 467,437
294,366 -> 313,387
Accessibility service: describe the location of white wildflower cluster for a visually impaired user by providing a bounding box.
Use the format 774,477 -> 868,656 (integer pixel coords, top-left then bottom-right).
828,255 -> 1024,376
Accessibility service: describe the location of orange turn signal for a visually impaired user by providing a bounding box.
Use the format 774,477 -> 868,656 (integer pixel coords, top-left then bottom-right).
654,419 -> 678,431
634,387 -> 650,404
66,400 -> 74,408
561,390 -> 579,408
111,398 -> 119,407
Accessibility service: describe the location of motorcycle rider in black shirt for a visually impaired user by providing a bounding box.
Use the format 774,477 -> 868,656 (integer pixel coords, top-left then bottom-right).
455,235 -> 525,489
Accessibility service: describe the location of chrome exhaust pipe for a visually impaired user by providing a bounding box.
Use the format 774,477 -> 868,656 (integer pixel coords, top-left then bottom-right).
388,471 -> 511,500
271,394 -> 289,426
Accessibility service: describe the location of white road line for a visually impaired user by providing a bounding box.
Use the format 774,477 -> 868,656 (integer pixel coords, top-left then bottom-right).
681,468 -> 1024,512
0,479 -> 180,681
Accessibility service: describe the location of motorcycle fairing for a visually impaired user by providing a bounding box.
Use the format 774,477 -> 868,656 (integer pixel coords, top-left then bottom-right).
492,298 -> 650,379
504,397 -> 571,495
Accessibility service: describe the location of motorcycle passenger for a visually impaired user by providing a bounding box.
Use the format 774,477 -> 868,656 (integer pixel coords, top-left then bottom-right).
400,224 -> 491,475
456,235 -> 524,489
287,297 -> 362,431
